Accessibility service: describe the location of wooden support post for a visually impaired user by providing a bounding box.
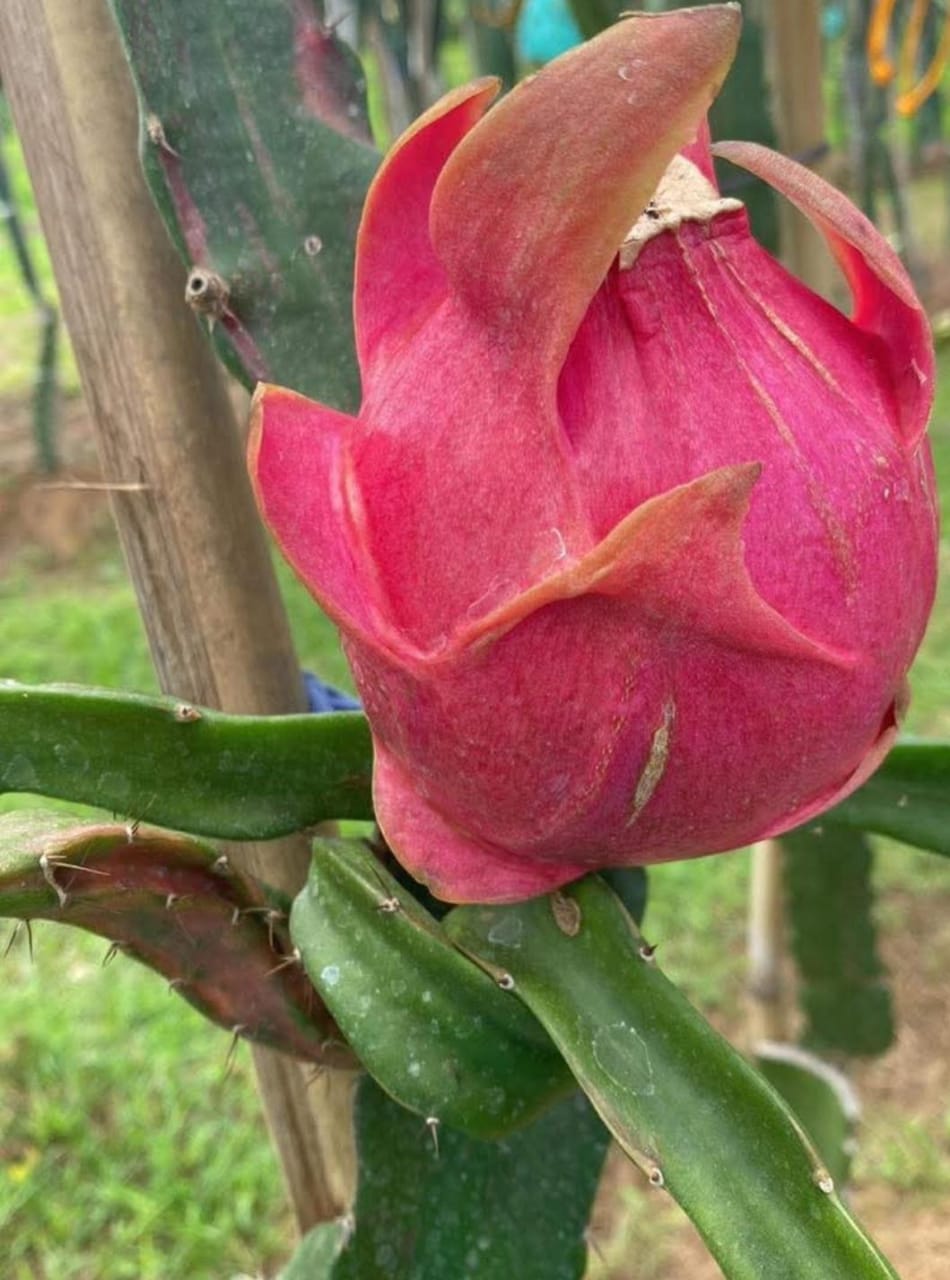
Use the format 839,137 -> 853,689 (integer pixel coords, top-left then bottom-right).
0,0 -> 355,1232
747,840 -> 789,1045
765,0 -> 836,297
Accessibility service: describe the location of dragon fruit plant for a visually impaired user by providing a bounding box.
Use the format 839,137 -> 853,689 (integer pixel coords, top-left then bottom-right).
2,2 -> 947,1276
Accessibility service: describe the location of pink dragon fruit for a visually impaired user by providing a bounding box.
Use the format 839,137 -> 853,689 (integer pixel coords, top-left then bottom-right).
250,5 -> 938,902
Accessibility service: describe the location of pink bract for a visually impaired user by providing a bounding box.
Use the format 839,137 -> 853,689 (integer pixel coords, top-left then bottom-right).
249,6 -> 938,903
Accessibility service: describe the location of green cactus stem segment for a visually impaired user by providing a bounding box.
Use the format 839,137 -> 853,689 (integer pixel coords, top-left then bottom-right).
0,682 -> 373,838
754,1043 -> 860,1191
110,0 -> 378,410
445,877 -> 899,1280
782,825 -> 894,1057
3,680 -> 944,856
0,811 -> 353,1065
324,1077 -> 609,1280
818,738 -> 950,857
290,838 -> 573,1138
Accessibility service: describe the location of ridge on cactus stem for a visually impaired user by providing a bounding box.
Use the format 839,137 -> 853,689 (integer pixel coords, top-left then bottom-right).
249,6 -> 938,904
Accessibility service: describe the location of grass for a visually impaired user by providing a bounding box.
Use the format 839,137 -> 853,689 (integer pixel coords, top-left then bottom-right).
0,550 -> 357,1279
1,929 -> 292,1280
2,128 -> 950,1280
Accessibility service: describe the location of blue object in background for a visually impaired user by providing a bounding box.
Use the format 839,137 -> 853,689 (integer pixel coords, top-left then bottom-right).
515,0 -> 582,66
822,3 -> 846,41
304,671 -> 361,713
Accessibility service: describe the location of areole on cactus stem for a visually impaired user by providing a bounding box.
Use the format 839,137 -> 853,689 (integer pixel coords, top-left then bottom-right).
249,4 -> 938,903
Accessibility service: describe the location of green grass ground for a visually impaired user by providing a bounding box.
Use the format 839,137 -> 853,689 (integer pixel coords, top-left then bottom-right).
2,112 -> 950,1280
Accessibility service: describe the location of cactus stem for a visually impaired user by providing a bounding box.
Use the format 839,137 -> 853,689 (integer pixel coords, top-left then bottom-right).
425,1116 -> 441,1156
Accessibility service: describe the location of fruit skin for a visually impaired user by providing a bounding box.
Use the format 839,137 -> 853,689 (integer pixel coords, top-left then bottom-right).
250,8 -> 937,903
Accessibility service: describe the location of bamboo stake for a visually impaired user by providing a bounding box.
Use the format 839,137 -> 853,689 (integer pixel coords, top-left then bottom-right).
0,0 -> 355,1231
747,839 -> 790,1044
764,0 -> 836,297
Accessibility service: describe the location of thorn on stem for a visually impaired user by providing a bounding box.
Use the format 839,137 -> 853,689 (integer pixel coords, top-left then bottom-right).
126,795 -> 158,840
39,851 -> 68,907
145,113 -> 179,155
369,866 -> 401,914
102,940 -> 129,967
186,268 -> 230,323
638,942 -> 658,963
39,851 -> 110,908
425,1116 -> 440,1156
224,1024 -> 247,1076
583,1227 -> 607,1266
4,919 -> 34,961
235,906 -> 288,951
173,702 -> 202,723
265,909 -> 285,953
265,947 -> 302,978
496,972 -> 516,991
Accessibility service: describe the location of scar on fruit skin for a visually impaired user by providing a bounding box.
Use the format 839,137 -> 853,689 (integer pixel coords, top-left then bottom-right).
628,697 -> 675,826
